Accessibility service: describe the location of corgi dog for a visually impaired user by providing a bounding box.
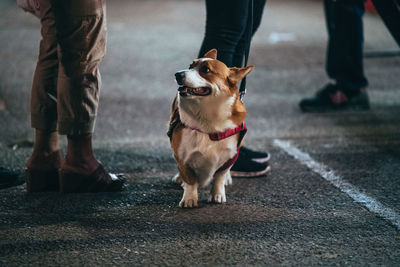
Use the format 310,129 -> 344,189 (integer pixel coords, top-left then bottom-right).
168,49 -> 254,208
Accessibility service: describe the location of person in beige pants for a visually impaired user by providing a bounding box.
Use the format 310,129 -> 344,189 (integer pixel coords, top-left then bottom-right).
22,0 -> 124,193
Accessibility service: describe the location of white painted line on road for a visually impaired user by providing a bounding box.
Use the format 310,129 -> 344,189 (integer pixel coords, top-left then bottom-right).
274,139 -> 400,231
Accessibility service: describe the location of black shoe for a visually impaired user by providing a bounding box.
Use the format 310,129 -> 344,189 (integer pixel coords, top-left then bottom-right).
239,146 -> 270,163
299,83 -> 370,113
0,168 -> 25,189
231,151 -> 271,177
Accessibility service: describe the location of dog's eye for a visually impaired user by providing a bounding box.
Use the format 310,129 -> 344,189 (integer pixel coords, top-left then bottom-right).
201,66 -> 210,73
189,62 -> 196,69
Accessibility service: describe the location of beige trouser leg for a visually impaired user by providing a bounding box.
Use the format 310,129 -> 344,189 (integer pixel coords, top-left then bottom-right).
31,0 -> 106,135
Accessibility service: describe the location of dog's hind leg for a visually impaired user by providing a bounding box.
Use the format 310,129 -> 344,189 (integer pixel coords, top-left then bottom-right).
208,170 -> 228,204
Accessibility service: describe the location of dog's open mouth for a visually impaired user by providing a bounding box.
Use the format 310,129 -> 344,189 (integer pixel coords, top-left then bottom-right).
178,86 -> 211,97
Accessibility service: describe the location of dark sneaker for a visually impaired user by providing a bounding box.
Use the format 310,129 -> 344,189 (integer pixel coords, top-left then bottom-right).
0,168 -> 25,189
239,146 -> 270,163
299,83 -> 370,112
231,152 -> 271,177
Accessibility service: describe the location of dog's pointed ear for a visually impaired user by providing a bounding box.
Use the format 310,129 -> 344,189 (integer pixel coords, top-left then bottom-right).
203,49 -> 217,59
229,65 -> 254,85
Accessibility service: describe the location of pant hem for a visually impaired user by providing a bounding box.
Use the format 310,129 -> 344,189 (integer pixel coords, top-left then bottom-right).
57,118 -> 96,135
31,113 -> 58,132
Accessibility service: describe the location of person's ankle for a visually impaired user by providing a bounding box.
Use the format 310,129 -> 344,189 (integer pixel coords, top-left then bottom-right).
26,150 -> 63,170
61,155 -> 100,176
27,130 -> 62,170
61,134 -> 100,176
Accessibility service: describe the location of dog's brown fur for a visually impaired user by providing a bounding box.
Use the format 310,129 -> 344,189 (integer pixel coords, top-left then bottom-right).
169,49 -> 253,207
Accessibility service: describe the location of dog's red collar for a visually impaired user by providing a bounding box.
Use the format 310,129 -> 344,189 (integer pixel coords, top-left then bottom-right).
189,122 -> 247,142
167,109 -> 247,142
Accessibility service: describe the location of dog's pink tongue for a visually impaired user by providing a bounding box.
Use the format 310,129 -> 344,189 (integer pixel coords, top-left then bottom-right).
194,87 -> 210,95
193,88 -> 203,94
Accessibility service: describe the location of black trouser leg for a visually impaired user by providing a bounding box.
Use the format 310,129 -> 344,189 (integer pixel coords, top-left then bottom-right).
325,0 -> 368,94
232,0 -> 267,67
198,0 -> 266,67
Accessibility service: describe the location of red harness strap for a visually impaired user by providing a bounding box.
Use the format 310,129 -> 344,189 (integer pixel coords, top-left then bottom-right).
209,122 -> 247,173
208,122 -> 247,141
189,123 -> 247,172
167,112 -> 247,173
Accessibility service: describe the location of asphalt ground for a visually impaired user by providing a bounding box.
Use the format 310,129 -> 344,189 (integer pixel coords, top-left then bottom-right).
1,0 -> 400,265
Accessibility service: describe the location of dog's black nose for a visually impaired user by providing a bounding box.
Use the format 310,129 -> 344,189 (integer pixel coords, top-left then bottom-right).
175,71 -> 185,85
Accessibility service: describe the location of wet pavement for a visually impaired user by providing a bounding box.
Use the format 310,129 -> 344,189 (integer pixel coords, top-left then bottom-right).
1,0 -> 400,265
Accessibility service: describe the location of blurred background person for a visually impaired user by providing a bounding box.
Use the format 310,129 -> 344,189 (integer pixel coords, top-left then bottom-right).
299,0 -> 370,112
371,0 -> 400,46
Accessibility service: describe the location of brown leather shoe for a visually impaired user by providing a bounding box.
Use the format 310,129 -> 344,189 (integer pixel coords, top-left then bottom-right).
26,168 -> 59,193
59,164 -> 125,193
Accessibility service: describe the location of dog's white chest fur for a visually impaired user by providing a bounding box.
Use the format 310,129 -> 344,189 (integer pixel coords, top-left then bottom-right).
178,128 -> 237,186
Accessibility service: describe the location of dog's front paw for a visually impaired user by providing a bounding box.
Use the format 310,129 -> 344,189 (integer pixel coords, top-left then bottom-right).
179,196 -> 198,208
208,192 -> 226,204
179,182 -> 199,208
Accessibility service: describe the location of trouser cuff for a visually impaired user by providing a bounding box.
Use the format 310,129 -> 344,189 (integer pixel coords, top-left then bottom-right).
57,117 -> 96,135
31,113 -> 58,132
